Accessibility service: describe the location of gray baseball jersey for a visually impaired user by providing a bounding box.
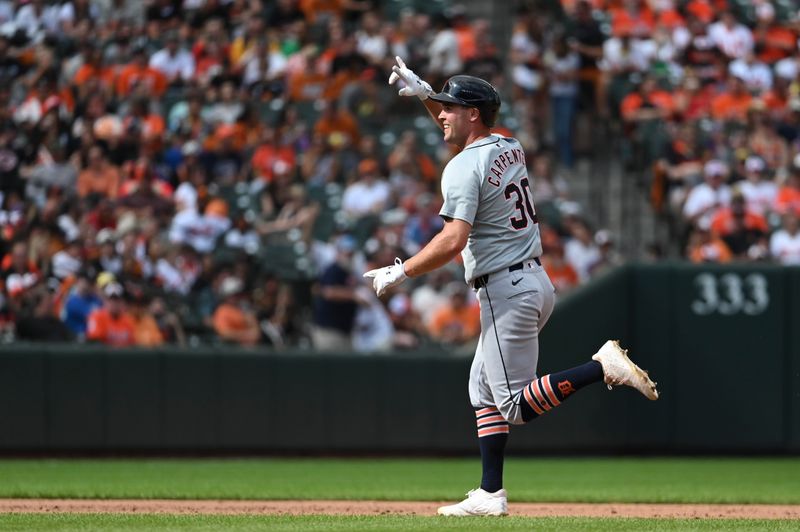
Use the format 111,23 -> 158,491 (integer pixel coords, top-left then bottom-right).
439,133 -> 553,424
439,134 -> 542,283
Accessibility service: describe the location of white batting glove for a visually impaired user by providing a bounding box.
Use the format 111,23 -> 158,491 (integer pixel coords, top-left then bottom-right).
363,258 -> 408,297
388,56 -> 433,100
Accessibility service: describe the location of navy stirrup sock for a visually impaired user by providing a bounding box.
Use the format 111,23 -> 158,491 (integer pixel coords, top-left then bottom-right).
475,406 -> 509,493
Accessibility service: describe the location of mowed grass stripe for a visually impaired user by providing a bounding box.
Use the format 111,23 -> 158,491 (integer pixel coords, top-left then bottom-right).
0,458 -> 798,504
0,514 -> 798,532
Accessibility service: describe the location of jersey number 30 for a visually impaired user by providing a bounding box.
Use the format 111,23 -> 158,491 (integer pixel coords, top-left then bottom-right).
505,177 -> 537,230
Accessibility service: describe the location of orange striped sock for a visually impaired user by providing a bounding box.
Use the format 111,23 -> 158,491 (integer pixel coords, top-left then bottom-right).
519,361 -> 603,422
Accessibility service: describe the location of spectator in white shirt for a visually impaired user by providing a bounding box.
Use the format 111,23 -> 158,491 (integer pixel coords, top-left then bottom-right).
149,34 -> 195,83
241,38 -> 287,89
342,159 -> 391,221
729,52 -> 772,93
356,10 -> 388,66
739,156 -> 777,216
775,55 -> 800,82
14,0 -> 60,41
509,13 -> 542,96
708,11 -> 753,60
598,30 -> 655,74
683,160 -> 732,230
770,213 -> 800,265
51,240 -> 83,280
564,219 -> 601,283
428,13 -> 462,78
169,198 -> 232,254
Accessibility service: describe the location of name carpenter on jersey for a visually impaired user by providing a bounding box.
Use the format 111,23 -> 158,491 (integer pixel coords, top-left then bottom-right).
487,147 -> 526,187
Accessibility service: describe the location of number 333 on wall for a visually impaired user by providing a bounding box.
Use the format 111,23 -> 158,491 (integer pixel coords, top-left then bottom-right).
691,273 -> 769,316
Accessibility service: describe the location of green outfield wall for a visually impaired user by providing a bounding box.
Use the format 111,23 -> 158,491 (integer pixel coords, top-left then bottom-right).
0,263 -> 798,453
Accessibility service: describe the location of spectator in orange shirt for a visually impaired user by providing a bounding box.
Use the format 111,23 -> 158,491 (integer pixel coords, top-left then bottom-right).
314,100 -> 360,150
299,0 -> 350,24
428,283 -> 481,346
77,146 -> 120,199
710,192 -> 769,258
754,16 -> 796,64
388,131 -> 438,185
86,282 -> 136,347
710,75 -> 753,122
212,276 -> 261,346
72,46 -> 116,96
128,291 -> 165,347
609,0 -> 655,38
251,127 -> 296,183
620,76 -> 673,122
115,47 -> 168,98
774,167 -> 800,216
542,240 -> 579,295
684,0 -> 715,24
122,97 -> 166,144
687,227 -> 733,263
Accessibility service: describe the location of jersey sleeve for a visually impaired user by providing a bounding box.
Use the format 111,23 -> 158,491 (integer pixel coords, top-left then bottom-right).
439,159 -> 480,225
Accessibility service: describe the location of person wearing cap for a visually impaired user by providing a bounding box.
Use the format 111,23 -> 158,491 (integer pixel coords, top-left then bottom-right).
212,275 -> 261,347
311,235 -> 362,351
683,159 -> 732,230
770,212 -> 800,265
587,229 -> 623,278
739,155 -> 777,216
86,282 -> 136,347
169,196 -> 231,254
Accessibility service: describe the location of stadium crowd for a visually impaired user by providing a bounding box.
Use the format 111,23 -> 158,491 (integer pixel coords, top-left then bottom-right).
0,0 -> 797,351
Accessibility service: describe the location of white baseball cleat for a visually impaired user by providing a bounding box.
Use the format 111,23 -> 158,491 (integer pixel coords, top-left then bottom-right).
592,340 -> 659,400
437,488 -> 508,516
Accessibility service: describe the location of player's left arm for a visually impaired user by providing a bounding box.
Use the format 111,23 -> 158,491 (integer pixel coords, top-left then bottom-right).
403,217 -> 471,278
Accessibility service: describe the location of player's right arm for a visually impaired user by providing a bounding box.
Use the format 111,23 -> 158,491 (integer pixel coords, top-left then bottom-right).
403,217 -> 470,277
388,56 -> 443,132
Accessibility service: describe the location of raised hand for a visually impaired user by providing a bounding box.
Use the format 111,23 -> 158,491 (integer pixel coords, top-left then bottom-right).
388,56 -> 433,100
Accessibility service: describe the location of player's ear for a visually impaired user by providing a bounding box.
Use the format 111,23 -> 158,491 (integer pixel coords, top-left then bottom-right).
469,108 -> 481,123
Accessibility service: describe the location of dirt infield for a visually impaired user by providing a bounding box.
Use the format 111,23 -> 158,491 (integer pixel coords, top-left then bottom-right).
0,499 -> 799,519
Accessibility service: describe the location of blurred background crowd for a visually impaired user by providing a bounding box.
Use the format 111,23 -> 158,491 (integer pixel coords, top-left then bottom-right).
1,0 -> 799,351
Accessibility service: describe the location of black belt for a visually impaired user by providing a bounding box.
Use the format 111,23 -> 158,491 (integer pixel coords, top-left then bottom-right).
471,257 -> 541,289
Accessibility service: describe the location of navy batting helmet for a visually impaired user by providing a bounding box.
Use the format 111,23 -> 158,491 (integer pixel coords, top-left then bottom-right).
429,75 -> 501,127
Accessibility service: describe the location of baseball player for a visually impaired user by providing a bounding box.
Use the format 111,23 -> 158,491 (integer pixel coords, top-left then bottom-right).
364,57 -> 659,517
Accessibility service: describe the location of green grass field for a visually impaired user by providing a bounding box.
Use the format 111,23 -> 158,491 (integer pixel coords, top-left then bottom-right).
1,514 -> 799,532
0,457 -> 798,530
1,457 -> 798,503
